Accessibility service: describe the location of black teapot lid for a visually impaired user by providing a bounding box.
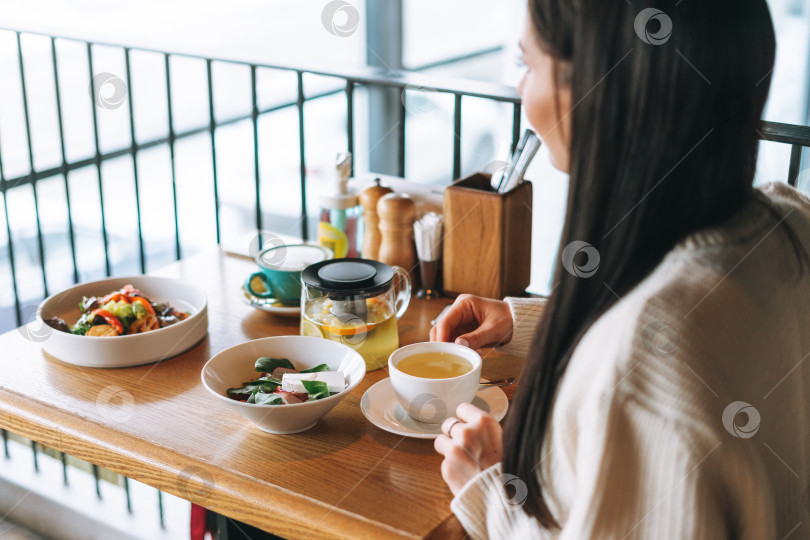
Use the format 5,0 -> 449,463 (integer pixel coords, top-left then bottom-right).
302,258 -> 395,298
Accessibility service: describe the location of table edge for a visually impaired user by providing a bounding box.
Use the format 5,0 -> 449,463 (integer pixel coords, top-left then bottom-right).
0,385 -> 428,540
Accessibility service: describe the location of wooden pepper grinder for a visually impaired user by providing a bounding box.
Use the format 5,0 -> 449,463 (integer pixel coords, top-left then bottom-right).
359,178 -> 393,260
377,193 -> 417,280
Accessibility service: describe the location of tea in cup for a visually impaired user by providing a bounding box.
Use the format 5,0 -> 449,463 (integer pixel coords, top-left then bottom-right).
388,342 -> 482,424
246,244 -> 332,305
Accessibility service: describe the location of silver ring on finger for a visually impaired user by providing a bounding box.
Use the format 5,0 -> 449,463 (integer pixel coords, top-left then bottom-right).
447,418 -> 463,438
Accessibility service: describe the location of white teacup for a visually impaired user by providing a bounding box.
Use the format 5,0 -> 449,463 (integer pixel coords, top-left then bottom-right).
388,342 -> 482,424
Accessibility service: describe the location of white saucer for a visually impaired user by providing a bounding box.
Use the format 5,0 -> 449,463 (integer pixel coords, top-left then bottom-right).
239,285 -> 300,317
360,378 -> 509,439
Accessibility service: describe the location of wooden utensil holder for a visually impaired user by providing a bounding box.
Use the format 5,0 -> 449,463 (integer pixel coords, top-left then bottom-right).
442,172 -> 532,299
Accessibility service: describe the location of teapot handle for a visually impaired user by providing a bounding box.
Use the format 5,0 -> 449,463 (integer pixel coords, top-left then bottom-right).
391,266 -> 412,320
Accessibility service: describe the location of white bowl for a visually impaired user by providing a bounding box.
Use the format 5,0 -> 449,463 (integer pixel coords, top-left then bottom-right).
201,336 -> 366,434
34,276 -> 208,368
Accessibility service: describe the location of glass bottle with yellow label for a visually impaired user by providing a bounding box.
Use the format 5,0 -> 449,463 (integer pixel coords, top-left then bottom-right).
301,258 -> 411,371
318,152 -> 362,258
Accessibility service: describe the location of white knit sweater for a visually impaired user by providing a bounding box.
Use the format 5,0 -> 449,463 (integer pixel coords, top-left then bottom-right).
452,182 -> 810,539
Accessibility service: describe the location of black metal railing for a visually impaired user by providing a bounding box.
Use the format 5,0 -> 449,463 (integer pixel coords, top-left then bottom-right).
1,432 -> 171,531
1,28 -> 810,531
3,29 -> 810,330
0,29 -> 523,331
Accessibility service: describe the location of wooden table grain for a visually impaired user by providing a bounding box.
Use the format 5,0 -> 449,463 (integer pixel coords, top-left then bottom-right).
0,248 -> 524,539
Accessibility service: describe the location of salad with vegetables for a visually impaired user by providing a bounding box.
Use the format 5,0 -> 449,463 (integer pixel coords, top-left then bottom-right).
227,357 -> 346,405
45,284 -> 190,337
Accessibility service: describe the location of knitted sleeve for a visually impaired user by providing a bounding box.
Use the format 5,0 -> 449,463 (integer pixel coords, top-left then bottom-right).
494,296 -> 548,357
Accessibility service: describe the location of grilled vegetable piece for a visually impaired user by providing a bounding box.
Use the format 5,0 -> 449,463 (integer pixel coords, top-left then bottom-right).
270,367 -> 299,379
126,313 -> 160,334
152,303 -> 172,317
79,296 -> 101,312
91,309 -> 123,334
87,324 -> 120,337
44,317 -> 69,333
157,309 -> 188,327
272,391 -> 307,404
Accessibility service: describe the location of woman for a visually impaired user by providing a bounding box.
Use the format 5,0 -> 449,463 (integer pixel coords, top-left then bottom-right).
431,1 -> 810,538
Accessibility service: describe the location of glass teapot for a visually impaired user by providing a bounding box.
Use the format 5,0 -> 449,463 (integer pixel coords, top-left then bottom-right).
300,258 -> 411,371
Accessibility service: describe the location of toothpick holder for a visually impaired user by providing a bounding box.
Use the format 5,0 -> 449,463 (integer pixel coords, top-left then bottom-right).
442,172 -> 532,299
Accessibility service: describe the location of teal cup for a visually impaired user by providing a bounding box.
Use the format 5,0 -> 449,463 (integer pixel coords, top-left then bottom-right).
245,244 -> 333,305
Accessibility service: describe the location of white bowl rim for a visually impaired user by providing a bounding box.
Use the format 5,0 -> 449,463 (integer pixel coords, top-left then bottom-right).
37,275 -> 208,341
388,341 -> 482,383
255,243 -> 333,271
201,335 -> 366,408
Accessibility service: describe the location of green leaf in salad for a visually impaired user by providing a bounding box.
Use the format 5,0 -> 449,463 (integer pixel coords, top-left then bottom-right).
300,363 -> 330,374
226,387 -> 255,400
227,376 -> 283,402
301,380 -> 330,401
252,393 -> 283,406
70,312 -> 95,335
245,377 -> 282,390
254,357 -> 295,374
71,322 -> 92,336
246,386 -> 282,405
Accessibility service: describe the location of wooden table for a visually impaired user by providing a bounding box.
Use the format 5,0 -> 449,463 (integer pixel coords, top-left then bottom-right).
0,248 -> 524,539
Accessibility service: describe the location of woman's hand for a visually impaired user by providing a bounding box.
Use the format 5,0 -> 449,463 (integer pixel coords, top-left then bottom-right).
434,402 -> 503,495
429,294 -> 513,351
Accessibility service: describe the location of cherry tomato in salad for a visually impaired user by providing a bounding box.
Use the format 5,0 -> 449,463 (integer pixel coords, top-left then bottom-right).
102,292 -> 131,304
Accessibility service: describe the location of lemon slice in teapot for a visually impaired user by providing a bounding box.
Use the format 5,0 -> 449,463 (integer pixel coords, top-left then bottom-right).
301,319 -> 324,338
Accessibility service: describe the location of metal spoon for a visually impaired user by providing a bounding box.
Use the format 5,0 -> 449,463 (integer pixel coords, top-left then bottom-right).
479,377 -> 516,387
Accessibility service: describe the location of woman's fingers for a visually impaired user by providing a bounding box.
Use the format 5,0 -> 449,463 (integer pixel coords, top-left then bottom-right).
434,408 -> 502,495
456,402 -> 500,442
456,402 -> 487,423
434,433 -> 452,455
429,295 -> 514,351
431,296 -> 476,343
455,319 -> 512,351
454,403 -> 503,468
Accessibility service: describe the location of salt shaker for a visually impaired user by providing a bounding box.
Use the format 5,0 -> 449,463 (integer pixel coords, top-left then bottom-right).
377,193 -> 417,280
359,178 -> 393,260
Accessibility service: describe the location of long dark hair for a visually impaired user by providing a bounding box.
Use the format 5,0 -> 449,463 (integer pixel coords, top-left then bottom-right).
503,0 -> 784,526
